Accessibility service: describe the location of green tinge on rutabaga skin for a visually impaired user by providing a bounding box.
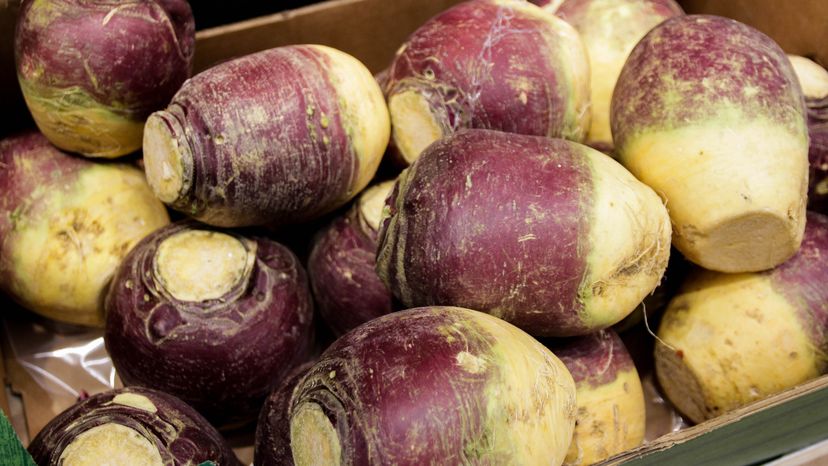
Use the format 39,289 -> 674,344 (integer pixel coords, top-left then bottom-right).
15,0 -> 194,158
611,15 -> 806,146
18,78 -> 145,157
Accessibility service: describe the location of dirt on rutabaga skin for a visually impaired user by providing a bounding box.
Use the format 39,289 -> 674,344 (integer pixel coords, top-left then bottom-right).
104,221 -> 315,428
143,44 -> 389,228
28,387 -> 240,466
385,0 -> 590,164
543,330 -> 646,465
0,132 -> 169,327
377,129 -> 670,337
308,181 -> 395,336
255,362 -> 316,466
287,306 -> 576,465
15,0 -> 194,158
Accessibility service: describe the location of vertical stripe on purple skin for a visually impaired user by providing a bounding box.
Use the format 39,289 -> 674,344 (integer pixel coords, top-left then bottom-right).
15,0 -> 193,116
770,212 -> 828,354
387,0 -> 564,137
291,308 -> 498,465
307,210 -> 393,336
163,46 -> 357,226
27,387 -> 241,465
611,15 -> 806,149
104,222 -> 315,427
542,330 -> 635,388
378,129 -> 591,336
0,132 -> 86,282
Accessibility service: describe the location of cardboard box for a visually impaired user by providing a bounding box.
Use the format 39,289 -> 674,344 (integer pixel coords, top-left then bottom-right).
1,0 -> 827,464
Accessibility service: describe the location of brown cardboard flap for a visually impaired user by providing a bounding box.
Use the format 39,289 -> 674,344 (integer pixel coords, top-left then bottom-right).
193,0 -> 465,73
680,0 -> 828,65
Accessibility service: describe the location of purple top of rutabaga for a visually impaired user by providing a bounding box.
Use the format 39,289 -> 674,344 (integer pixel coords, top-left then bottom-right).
27,386 -> 240,465
611,15 -> 806,148
388,0 -> 566,137
378,129 -> 592,335
543,330 -> 636,388
104,221 -> 314,425
161,46 -> 357,226
15,0 -> 194,116
291,307 -> 498,465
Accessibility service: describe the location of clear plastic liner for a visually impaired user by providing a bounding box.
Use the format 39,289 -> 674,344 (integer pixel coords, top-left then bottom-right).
2,309 -> 118,413
1,304 -> 685,462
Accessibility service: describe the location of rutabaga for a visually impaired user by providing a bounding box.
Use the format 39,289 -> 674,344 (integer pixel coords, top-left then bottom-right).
15,0 -> 194,157
143,45 -> 389,227
377,129 -> 670,337
0,132 -> 169,326
104,221 -> 314,427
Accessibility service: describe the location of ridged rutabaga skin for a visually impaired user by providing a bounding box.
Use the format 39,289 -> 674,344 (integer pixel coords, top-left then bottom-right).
0,132 -> 169,326
15,0 -> 194,158
288,306 -> 577,465
611,15 -> 809,273
255,362 -> 315,466
28,387 -> 240,465
308,180 -> 395,336
143,45 -> 390,228
104,221 -> 314,427
808,124 -> 828,214
541,0 -> 683,150
544,330 -> 645,466
377,130 -> 670,337
385,0 -> 590,165
655,212 -> 828,424
788,55 -> 828,124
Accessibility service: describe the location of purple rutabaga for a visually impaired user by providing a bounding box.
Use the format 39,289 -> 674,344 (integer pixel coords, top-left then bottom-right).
0,132 -> 169,327
104,221 -> 314,428
287,306 -> 576,465
656,212 -> 828,423
541,0 -> 683,150
377,129 -> 671,337
15,0 -> 194,158
28,387 -> 240,465
544,330 -> 645,466
808,124 -> 828,214
788,55 -> 828,124
255,362 -> 315,466
143,45 -> 390,228
611,15 -> 809,273
307,180 -> 395,336
385,0 -> 590,165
